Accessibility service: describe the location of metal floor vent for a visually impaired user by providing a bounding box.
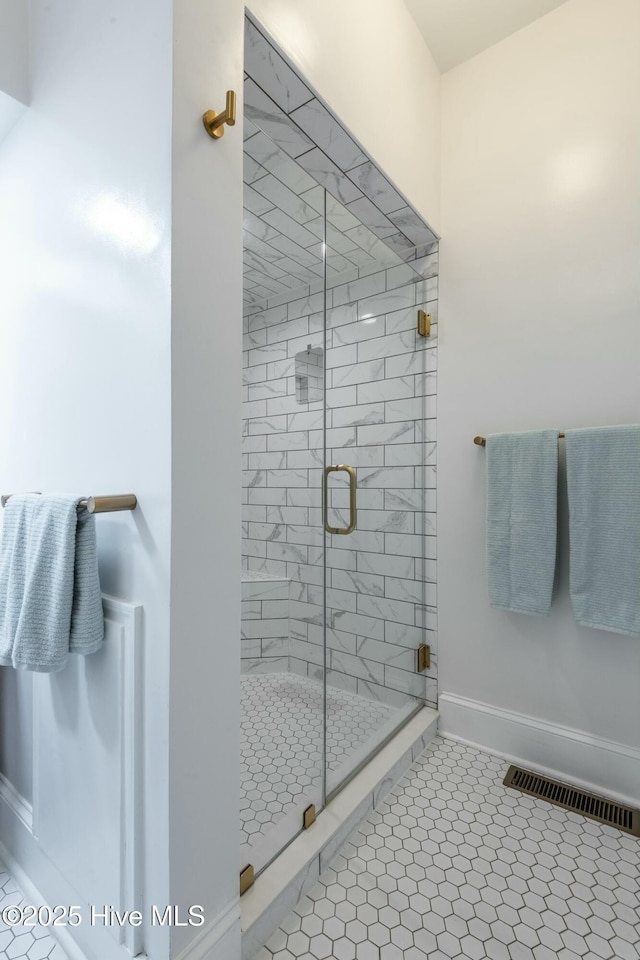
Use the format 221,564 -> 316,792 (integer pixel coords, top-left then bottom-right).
504,765 -> 640,837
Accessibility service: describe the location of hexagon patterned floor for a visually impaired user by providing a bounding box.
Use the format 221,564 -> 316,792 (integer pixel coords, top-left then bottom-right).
252,736 -> 640,960
241,673 -> 395,848
0,866 -> 68,959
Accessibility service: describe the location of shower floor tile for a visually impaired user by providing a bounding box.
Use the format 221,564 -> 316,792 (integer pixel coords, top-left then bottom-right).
251,735 -> 640,960
0,864 -> 68,959
241,672 -> 396,849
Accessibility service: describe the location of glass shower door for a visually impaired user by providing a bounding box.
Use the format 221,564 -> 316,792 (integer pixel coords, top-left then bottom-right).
321,195 -> 435,797
240,126 -> 329,875
241,100 -> 436,877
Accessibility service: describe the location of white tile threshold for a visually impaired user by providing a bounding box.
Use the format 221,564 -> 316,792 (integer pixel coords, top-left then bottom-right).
241,706 -> 439,959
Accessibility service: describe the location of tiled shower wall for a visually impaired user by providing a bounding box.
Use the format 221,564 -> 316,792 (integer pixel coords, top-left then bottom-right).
242,255 -> 438,708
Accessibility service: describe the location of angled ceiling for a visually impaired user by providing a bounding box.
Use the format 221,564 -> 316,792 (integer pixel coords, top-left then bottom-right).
242,16 -> 436,311
403,0 -> 570,72
243,124 -> 401,309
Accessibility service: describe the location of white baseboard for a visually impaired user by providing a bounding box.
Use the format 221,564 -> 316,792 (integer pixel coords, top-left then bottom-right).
173,898 -> 241,960
0,771 -> 32,832
0,838 -> 88,960
438,692 -> 640,808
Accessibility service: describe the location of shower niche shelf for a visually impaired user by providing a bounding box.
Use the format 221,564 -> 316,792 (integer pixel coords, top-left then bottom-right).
295,345 -> 323,405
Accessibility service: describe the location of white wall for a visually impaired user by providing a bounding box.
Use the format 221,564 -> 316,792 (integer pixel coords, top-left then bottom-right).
0,0 -> 29,144
438,0 -> 640,799
247,0 -> 441,235
169,1 -> 244,957
0,1 -> 173,957
0,0 -> 29,104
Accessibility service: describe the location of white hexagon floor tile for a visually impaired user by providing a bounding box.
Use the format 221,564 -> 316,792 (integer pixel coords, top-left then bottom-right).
241,673 -> 394,848
0,866 -> 67,959
251,735 -> 640,960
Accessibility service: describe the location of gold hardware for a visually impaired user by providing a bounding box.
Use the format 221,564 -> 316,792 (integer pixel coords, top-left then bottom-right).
416,644 -> 430,673
303,804 -> 316,829
474,433 -> 565,446
1,493 -> 137,513
240,864 -> 255,895
323,465 -> 357,535
202,90 -> 237,139
417,310 -> 431,338
85,495 -> 138,514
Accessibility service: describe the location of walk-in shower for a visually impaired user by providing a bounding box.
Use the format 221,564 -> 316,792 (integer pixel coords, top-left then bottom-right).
240,14 -> 438,884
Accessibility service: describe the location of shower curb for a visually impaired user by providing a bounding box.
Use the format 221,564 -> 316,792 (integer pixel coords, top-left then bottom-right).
240,706 -> 439,959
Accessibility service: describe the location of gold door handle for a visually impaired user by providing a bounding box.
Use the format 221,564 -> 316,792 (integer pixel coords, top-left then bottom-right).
323,465 -> 357,535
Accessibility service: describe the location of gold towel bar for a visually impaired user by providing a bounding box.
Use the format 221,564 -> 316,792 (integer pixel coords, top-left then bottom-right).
474,433 -> 565,446
1,494 -> 137,514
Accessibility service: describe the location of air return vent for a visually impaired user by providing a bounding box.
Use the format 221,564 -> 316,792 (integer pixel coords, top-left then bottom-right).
504,765 -> 640,837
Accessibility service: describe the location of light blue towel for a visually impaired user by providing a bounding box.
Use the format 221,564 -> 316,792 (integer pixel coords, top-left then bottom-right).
0,494 -> 104,672
486,430 -> 559,615
565,425 -> 640,636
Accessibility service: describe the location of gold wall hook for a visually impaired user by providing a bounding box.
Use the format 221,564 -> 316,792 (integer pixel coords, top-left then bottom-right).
202,90 -> 237,139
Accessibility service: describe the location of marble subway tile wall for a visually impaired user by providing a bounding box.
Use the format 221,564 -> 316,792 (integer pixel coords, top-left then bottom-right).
242,254 -> 438,708
241,572 -> 291,674
243,16 -> 438,277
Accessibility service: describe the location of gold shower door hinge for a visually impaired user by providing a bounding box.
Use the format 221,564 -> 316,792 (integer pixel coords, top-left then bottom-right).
416,644 -> 431,673
417,310 -> 431,337
240,864 -> 255,895
303,804 -> 316,829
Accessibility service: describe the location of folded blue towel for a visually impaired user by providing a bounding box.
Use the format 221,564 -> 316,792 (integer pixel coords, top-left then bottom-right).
0,494 -> 104,672
486,430 -> 559,615
565,426 -> 640,636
